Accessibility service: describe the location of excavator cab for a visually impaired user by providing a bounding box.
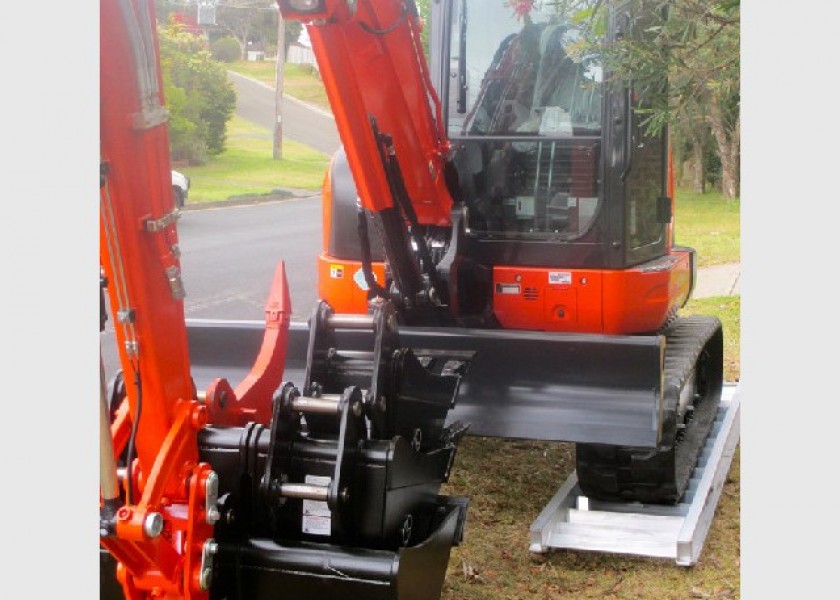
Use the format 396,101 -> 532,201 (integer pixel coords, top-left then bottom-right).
437,0 -> 675,330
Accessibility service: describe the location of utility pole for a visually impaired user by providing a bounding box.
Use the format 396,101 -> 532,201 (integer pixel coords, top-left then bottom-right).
273,9 -> 285,160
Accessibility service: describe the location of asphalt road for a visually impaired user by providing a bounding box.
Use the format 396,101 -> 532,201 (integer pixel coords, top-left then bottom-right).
227,71 -> 340,157
102,197 -> 323,383
103,71 -> 341,385
178,197 -> 322,320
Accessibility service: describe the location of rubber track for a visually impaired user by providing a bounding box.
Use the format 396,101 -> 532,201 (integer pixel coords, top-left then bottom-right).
575,316 -> 724,504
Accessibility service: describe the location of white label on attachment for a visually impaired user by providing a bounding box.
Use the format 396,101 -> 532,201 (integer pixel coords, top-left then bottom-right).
301,475 -> 331,536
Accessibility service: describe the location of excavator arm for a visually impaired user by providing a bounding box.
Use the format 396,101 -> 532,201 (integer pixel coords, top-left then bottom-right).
279,0 -> 456,309
99,1 -> 220,596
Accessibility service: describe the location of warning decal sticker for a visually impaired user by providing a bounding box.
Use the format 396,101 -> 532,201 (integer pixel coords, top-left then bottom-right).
548,271 -> 572,285
353,268 -> 377,292
301,475 -> 332,536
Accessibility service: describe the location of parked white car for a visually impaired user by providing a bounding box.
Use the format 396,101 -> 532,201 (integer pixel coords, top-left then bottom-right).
172,170 -> 190,208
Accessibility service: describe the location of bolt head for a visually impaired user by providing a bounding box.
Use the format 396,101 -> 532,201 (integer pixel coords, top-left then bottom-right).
143,512 -> 164,538
191,404 -> 208,429
199,568 -> 213,591
411,428 -> 422,451
206,507 -> 220,525
400,514 -> 413,545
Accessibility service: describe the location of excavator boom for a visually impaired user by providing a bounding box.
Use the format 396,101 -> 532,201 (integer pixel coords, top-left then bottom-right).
283,0 -> 453,223
281,0 -> 457,305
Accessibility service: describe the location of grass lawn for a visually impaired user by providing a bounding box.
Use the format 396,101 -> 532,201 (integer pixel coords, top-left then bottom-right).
226,60 -> 331,112
674,188 -> 741,267
682,296 -> 741,383
178,115 -> 329,203
441,441 -> 739,600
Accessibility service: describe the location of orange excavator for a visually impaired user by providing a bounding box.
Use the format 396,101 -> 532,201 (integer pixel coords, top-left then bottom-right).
100,1 -> 722,599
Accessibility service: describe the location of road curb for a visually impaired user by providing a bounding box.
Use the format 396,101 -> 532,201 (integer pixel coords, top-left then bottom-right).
181,190 -> 319,211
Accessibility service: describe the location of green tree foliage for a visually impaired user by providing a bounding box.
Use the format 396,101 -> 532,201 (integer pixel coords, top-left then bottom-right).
596,0 -> 740,197
211,35 -> 242,62
549,0 -> 739,197
415,0 -> 431,56
158,20 -> 237,164
209,1 -> 302,57
214,1 -> 275,58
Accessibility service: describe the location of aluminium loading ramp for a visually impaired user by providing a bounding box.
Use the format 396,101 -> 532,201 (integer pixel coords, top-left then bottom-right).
529,383 -> 740,566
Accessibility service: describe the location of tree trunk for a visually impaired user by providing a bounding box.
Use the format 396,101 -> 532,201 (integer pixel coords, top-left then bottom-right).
230,35 -> 246,60
708,103 -> 740,199
672,135 -> 685,185
690,132 -> 705,194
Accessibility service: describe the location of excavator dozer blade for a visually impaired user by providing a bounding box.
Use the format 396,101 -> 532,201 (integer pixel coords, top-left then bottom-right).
187,319 -> 666,448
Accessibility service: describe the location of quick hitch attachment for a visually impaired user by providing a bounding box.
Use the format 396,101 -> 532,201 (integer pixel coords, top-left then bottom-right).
195,300 -> 470,599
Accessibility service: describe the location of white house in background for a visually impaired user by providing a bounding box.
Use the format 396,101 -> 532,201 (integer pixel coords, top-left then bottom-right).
286,28 -> 316,70
298,28 -> 311,48
287,42 -> 317,69
246,40 -> 266,61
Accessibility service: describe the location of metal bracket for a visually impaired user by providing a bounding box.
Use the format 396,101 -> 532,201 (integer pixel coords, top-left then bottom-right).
165,266 -> 186,301
205,472 -> 220,525
198,539 -> 218,590
144,208 -> 181,232
132,105 -> 169,130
